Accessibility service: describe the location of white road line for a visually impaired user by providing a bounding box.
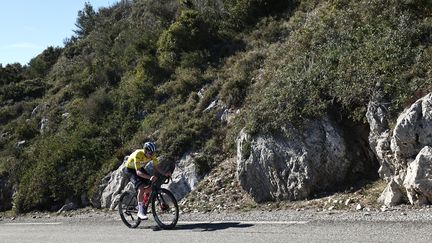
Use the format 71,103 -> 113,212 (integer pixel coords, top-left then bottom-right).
241,221 -> 309,225
3,222 -> 63,225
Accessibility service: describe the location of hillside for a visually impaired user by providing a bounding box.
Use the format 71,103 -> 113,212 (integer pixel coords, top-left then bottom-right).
1,0 -> 432,213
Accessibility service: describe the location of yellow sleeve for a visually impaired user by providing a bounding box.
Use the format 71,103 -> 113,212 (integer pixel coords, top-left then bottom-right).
134,158 -> 140,171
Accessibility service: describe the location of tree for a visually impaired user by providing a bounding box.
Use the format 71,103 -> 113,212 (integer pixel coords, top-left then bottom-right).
0,63 -> 25,85
74,3 -> 97,37
157,10 -> 214,69
27,46 -> 62,78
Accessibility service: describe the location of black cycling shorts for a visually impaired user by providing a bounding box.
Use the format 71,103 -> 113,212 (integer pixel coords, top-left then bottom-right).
123,167 -> 151,190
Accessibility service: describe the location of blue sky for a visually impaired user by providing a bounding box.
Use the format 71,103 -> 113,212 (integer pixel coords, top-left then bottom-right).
0,0 -> 118,65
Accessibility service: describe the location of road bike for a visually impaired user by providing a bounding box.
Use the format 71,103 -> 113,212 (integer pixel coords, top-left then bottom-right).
118,177 -> 179,229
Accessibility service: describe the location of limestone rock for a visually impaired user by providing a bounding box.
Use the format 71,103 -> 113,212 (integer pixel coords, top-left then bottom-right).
378,178 -> 405,206
237,116 -> 375,202
166,153 -> 200,201
100,164 -> 129,209
403,146 -> 432,205
391,94 -> 432,163
368,93 -> 432,206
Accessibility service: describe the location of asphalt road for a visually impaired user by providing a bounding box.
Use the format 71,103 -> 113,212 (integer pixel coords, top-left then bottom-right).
1,210 -> 432,242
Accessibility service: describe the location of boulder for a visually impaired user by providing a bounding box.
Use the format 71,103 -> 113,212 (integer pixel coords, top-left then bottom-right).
391,94 -> 432,163
368,93 -> 432,206
403,146 -> 432,205
377,178 -> 405,206
91,172 -> 112,208
237,116 -> 376,202
166,153 -> 200,201
39,117 -> 49,134
366,101 -> 394,180
100,164 -> 129,210
57,198 -> 79,213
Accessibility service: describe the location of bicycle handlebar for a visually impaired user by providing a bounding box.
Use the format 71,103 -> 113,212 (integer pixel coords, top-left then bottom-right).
151,175 -> 172,187
163,176 -> 172,184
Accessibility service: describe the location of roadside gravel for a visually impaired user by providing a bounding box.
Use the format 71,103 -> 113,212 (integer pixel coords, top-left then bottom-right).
2,206 -> 432,224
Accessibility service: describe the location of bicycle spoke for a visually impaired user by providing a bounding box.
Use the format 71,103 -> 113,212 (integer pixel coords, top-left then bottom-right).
119,192 -> 141,228
152,188 -> 179,229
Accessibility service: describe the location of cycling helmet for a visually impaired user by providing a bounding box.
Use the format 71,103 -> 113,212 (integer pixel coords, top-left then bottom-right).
143,142 -> 156,153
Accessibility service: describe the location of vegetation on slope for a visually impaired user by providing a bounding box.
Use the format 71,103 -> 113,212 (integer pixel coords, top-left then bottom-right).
1,0 -> 432,212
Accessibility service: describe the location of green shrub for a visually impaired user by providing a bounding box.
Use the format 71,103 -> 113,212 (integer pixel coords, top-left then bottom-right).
26,46 -> 62,79
157,67 -> 204,99
0,78 -> 46,102
82,89 -> 113,122
13,119 -> 117,212
0,63 -> 25,85
220,51 -> 265,107
157,10 -> 214,70
244,0 -> 432,132
15,119 -> 39,140
221,0 -> 296,30
193,137 -> 224,176
0,103 -> 23,124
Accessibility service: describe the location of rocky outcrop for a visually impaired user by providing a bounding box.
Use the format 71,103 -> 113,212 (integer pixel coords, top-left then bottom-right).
39,117 -> 49,134
166,153 -> 200,201
368,93 -> 432,206
403,146 -> 432,205
366,100 -> 393,180
180,157 -> 253,212
99,164 -> 130,210
237,116 -> 376,202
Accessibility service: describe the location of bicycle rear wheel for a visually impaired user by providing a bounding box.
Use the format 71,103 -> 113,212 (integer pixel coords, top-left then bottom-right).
118,191 -> 141,228
151,188 -> 179,229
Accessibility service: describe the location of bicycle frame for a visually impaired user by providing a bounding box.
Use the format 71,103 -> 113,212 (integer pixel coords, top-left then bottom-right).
119,176 -> 178,229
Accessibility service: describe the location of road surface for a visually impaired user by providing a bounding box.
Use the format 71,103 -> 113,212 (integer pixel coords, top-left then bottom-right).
1,209 -> 432,242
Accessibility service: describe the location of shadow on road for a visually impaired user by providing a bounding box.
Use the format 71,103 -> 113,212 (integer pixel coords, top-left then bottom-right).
174,222 -> 254,232
139,222 -> 254,232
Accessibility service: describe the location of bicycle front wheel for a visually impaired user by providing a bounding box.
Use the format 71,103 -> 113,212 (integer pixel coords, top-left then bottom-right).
118,191 -> 141,228
151,188 -> 179,229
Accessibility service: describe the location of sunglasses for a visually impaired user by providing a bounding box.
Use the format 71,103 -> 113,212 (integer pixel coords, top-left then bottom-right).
145,150 -> 153,155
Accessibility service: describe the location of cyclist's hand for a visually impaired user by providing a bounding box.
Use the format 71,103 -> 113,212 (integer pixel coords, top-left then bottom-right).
150,176 -> 157,182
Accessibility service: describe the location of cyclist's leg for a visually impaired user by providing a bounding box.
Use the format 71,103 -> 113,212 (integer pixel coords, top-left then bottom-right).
137,168 -> 152,196
135,168 -> 151,219
123,168 -> 145,204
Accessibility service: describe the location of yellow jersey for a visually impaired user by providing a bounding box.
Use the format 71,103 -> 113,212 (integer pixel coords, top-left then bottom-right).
125,149 -> 159,170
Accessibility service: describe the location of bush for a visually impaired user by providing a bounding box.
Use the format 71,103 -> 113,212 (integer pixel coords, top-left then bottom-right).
244,0 -> 432,132
82,89 -> 113,122
26,46 -> 62,78
220,51 -> 265,107
0,63 -> 25,85
221,0 -> 296,30
13,119 -> 117,212
15,119 -> 39,140
0,78 -> 46,103
157,67 -> 204,99
0,103 -> 24,124
157,10 -> 215,70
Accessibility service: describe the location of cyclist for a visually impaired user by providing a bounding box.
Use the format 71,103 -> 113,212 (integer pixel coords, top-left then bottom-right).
123,142 -> 171,220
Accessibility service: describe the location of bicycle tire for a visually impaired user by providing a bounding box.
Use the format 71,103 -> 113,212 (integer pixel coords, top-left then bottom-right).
118,191 -> 141,228
151,188 -> 179,229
